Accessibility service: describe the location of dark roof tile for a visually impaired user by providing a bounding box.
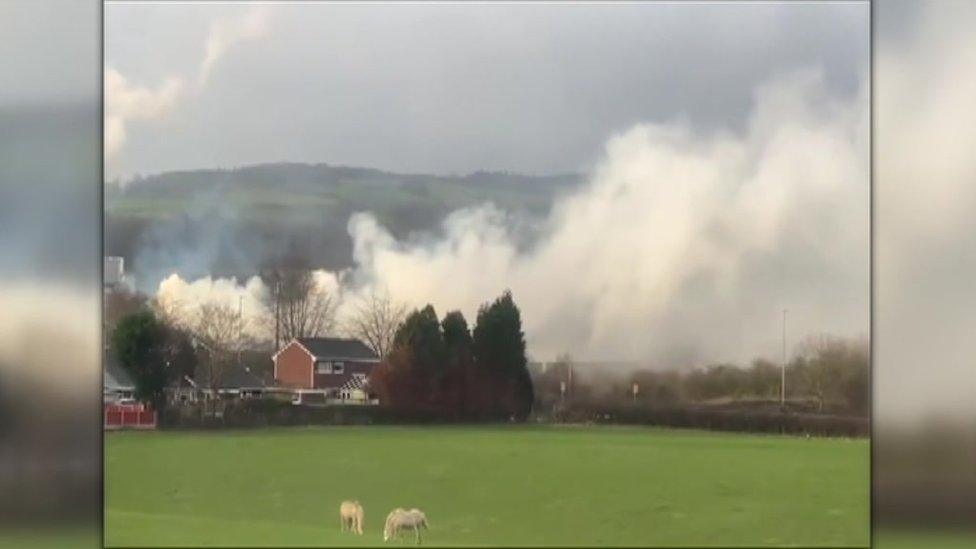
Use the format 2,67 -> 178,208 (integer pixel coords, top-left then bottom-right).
103,350 -> 136,389
294,337 -> 378,361
195,363 -> 267,389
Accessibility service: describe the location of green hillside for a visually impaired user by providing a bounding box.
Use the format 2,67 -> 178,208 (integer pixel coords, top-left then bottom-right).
105,163 -> 582,283
106,163 -> 580,221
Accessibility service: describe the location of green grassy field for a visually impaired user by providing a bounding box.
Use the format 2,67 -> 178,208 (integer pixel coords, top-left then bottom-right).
105,426 -> 868,547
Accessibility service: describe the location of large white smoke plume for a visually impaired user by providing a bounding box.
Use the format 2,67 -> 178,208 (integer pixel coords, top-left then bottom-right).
155,274 -> 268,339
156,69 -> 868,366
155,270 -> 341,342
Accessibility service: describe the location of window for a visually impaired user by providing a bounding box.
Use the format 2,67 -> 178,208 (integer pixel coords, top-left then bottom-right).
315,361 -> 345,374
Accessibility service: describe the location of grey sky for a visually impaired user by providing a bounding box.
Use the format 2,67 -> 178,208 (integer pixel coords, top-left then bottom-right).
105,2 -> 867,181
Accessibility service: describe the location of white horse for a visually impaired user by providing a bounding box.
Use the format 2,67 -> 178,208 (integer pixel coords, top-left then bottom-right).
340,500 -> 364,535
383,508 -> 406,542
383,508 -> 428,544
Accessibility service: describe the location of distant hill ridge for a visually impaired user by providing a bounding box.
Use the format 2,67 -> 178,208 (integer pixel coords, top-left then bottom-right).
108,162 -> 582,193
105,162 -> 585,288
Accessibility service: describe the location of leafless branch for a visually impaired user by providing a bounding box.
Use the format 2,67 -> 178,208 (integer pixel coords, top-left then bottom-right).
343,289 -> 407,358
261,268 -> 338,345
192,301 -> 246,392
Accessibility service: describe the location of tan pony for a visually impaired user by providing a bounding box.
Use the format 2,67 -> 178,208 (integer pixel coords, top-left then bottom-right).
339,500 -> 364,535
383,507 -> 429,544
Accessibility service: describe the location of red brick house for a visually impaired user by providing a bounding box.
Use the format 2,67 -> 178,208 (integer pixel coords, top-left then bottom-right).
272,337 -> 380,397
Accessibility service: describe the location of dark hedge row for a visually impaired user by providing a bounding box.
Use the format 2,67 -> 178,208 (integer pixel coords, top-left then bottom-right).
160,400 -> 471,429
547,402 -> 868,437
161,399 -> 867,437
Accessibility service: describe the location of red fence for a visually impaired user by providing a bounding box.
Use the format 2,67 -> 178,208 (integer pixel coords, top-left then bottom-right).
104,403 -> 157,430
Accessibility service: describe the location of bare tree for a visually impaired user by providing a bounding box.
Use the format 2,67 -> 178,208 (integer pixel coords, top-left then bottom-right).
262,269 -> 337,347
796,333 -> 850,412
343,289 -> 407,358
192,301 -> 245,394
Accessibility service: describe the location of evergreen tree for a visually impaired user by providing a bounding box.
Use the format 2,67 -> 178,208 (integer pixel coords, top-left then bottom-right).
441,310 -> 473,367
441,310 -> 473,417
393,304 -> 445,377
472,291 -> 534,420
111,310 -> 174,410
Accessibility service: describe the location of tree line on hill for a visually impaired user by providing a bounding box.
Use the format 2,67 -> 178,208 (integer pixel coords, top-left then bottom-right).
105,163 -> 583,285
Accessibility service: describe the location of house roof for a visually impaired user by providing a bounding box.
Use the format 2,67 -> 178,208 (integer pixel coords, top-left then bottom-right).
195,363 -> 268,390
220,365 -> 267,389
104,351 -> 136,390
293,337 -> 378,361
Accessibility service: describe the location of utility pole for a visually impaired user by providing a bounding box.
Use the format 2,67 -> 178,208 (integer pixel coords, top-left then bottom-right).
781,308 -> 788,408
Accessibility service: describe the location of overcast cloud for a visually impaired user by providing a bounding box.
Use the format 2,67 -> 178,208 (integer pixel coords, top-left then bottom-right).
106,2 -> 869,367
105,2 -> 867,180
